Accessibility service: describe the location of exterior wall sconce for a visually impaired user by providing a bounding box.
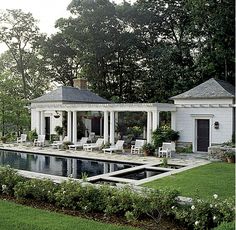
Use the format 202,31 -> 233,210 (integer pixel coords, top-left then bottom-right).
214,121 -> 219,129
54,111 -> 60,119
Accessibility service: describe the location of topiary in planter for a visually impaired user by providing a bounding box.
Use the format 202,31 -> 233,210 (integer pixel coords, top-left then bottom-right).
0,136 -> 7,143
142,143 -> 155,156
224,151 -> 235,163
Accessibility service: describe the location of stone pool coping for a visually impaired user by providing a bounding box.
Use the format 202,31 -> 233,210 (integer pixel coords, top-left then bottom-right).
0,143 -> 208,165
0,143 -> 210,185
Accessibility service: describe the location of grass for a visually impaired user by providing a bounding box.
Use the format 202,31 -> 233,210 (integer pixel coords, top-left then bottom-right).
144,162 -> 235,200
0,200 -> 138,230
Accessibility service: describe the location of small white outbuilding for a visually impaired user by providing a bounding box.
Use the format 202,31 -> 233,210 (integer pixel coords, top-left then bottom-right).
171,78 -> 235,152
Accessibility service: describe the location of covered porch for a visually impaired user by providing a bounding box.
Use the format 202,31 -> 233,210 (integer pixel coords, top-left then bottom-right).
31,102 -> 176,145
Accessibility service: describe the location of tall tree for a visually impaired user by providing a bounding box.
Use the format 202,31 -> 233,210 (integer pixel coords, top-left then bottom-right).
187,0 -> 235,84
55,0 -> 143,102
40,33 -> 80,86
0,9 -> 49,99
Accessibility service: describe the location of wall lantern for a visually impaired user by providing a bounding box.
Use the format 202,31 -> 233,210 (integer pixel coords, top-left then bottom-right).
214,121 -> 219,129
54,111 -> 60,119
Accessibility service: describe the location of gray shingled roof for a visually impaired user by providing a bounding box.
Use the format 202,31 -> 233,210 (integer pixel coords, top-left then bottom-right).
31,86 -> 110,103
171,78 -> 235,99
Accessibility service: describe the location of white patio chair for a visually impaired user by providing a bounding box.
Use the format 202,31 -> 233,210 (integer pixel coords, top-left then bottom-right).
51,136 -> 68,149
68,137 -> 88,150
33,135 -> 45,147
158,142 -> 172,158
83,138 -> 104,151
17,134 -> 27,143
131,139 -> 146,155
102,140 -> 125,154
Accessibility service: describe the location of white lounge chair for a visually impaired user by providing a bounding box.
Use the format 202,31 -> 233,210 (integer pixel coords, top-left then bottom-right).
51,136 -> 68,149
83,138 -> 104,151
102,140 -> 125,154
158,142 -> 172,158
17,134 -> 27,143
68,137 -> 88,150
131,139 -> 146,155
33,135 -> 45,147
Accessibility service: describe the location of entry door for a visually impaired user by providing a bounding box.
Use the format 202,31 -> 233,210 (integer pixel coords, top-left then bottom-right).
197,119 -> 210,152
45,117 -> 50,140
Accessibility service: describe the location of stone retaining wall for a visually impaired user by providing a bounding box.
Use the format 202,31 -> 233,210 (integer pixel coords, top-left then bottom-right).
208,145 -> 235,160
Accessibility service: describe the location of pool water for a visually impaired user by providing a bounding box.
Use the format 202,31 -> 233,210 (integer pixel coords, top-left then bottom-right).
112,169 -> 167,180
0,149 -> 138,179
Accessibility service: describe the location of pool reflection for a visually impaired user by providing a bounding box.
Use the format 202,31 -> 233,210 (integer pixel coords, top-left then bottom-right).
0,150 -> 135,179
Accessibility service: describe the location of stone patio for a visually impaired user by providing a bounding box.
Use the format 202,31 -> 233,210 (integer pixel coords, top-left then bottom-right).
0,142 -> 211,188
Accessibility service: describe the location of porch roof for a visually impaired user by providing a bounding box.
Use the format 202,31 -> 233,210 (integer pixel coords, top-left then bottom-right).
171,78 -> 235,100
31,86 -> 111,104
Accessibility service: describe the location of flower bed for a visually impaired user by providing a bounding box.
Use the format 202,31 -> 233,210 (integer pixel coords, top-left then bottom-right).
0,166 -> 234,230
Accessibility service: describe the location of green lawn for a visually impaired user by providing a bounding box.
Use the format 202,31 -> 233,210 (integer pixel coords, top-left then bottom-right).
0,200 -> 138,230
144,162 -> 235,200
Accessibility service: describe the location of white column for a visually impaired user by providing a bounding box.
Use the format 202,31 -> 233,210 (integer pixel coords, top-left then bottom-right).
104,111 -> 109,143
114,112 -> 119,139
67,111 -> 72,142
171,111 -> 176,131
147,111 -> 152,143
40,111 -> 45,135
36,111 -> 41,135
72,111 -> 77,143
152,110 -> 160,131
100,117 -> 103,136
110,111 -> 115,145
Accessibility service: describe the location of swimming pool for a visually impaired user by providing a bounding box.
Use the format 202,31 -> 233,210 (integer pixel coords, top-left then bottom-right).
0,149 -> 140,179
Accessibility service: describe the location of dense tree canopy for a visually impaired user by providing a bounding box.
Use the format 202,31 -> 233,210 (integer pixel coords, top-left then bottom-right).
0,9 -> 50,99
42,0 -> 234,103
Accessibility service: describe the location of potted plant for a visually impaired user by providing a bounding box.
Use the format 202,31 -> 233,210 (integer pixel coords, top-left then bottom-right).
224,151 -> 235,163
0,136 -> 7,143
54,126 -> 63,141
142,143 -> 155,156
62,141 -> 73,150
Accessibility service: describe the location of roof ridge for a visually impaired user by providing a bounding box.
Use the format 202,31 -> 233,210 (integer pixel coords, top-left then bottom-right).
171,78 -> 234,100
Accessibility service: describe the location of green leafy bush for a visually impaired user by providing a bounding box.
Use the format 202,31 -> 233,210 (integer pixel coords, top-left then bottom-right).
6,132 -> 17,142
171,195 -> 235,229
0,136 -> 7,143
27,129 -> 38,142
176,145 -> 193,153
214,221 -> 235,230
14,179 -> 58,203
54,126 -> 63,136
152,127 -> 179,148
62,141 -> 73,150
142,143 -> 155,156
0,166 -> 24,195
55,180 -> 103,212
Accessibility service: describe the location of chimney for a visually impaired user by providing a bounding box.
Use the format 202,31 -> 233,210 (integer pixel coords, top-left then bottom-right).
73,78 -> 88,90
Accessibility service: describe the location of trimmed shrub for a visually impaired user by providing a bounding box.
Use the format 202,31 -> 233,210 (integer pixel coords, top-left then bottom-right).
14,179 -> 58,203
27,129 -> 38,142
152,126 -> 179,148
214,221 -> 235,230
0,166 -> 24,195
171,195 -> 235,230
